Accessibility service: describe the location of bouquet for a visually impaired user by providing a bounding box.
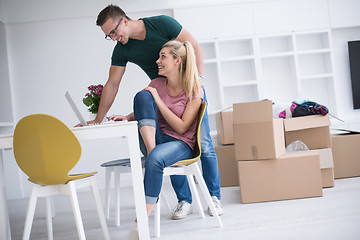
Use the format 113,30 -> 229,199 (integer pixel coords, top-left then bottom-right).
83,84 -> 103,114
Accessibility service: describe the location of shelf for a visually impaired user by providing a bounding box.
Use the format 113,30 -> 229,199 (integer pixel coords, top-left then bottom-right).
299,73 -> 333,80
297,52 -> 332,76
260,51 -> 294,59
218,38 -> 253,58
199,41 -> 216,60
295,31 -> 330,51
223,85 -> 259,107
222,81 -> 257,88
219,55 -> 255,62
259,35 -> 293,54
297,48 -> 331,55
204,59 -> 217,64
220,59 -> 256,86
0,122 -> 13,127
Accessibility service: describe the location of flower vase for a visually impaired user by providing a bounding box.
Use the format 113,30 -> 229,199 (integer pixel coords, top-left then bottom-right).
89,112 -> 106,122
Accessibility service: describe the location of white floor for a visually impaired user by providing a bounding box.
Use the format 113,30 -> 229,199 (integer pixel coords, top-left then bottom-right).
8,177 -> 360,240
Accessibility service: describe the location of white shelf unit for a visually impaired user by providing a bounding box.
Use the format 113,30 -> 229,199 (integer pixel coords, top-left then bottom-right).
200,30 -> 337,134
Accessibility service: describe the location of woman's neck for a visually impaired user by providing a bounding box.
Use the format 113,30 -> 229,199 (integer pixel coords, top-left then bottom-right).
166,74 -> 183,96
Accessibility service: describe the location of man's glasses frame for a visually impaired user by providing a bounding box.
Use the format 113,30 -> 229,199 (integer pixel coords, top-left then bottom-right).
105,18 -> 122,40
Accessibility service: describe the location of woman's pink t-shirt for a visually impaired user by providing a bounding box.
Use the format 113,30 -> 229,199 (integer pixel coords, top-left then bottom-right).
149,77 -> 204,149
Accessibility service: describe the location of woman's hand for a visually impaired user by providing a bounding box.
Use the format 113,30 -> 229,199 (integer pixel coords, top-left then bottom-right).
108,115 -> 128,121
144,86 -> 161,103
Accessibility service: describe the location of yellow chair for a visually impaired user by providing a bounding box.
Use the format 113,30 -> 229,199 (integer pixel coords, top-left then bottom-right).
13,114 -> 110,240
154,102 -> 223,237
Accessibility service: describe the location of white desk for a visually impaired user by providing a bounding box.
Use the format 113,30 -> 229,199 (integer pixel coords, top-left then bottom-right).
0,121 -> 150,240
0,134 -> 13,240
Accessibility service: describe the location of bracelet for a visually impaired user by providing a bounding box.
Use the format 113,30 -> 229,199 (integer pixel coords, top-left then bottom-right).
199,75 -> 204,81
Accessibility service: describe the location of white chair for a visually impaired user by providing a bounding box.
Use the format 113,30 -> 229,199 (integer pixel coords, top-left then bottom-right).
154,102 -> 223,237
13,114 -> 110,240
101,157 -> 172,227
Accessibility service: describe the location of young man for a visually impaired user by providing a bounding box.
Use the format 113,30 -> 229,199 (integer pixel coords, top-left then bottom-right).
93,4 -> 223,218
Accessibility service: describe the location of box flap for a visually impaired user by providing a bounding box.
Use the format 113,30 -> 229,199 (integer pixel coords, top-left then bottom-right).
331,128 -> 360,135
233,100 -> 273,124
284,115 -> 330,131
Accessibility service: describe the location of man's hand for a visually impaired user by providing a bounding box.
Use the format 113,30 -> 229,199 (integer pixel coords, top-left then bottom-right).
74,119 -> 101,127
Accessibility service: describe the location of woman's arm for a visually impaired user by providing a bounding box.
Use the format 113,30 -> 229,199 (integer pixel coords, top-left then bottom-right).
144,86 -> 201,135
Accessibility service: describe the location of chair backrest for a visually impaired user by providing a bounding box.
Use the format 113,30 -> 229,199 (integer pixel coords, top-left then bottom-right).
171,102 -> 206,166
13,114 -> 82,185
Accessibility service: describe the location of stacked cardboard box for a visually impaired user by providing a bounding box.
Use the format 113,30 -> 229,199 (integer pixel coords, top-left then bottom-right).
331,130 -> 360,179
284,115 -> 334,187
215,108 -> 238,187
233,100 -> 323,204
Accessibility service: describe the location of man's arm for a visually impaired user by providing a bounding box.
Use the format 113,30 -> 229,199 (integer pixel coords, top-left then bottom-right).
93,65 -> 126,123
175,28 -> 203,75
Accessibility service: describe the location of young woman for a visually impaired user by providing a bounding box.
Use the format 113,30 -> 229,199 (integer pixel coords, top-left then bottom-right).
109,40 -> 203,239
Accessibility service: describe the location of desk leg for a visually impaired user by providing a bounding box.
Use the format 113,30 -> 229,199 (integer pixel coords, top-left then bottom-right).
127,125 -> 150,240
0,150 -> 12,240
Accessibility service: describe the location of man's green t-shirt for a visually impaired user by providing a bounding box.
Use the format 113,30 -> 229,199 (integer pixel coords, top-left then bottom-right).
111,15 -> 183,80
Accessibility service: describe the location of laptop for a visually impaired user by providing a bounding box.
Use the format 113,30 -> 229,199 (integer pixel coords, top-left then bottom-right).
65,91 -> 88,126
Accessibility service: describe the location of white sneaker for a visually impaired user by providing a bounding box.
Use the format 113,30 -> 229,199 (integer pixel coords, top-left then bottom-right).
125,222 -> 139,240
208,196 -> 224,216
171,201 -> 193,220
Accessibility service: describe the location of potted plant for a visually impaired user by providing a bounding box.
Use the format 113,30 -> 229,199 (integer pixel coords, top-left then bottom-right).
83,84 -> 103,119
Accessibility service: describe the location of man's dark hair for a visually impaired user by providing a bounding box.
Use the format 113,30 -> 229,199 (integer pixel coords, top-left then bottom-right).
96,4 -> 130,26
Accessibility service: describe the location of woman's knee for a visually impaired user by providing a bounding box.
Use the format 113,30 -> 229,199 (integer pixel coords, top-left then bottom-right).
134,90 -> 154,106
145,152 -> 165,172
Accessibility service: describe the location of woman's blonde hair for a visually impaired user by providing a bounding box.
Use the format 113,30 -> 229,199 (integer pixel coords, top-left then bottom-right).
162,40 -> 201,100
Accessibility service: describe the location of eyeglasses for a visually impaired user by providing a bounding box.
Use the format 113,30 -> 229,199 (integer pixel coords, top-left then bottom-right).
105,18 -> 122,40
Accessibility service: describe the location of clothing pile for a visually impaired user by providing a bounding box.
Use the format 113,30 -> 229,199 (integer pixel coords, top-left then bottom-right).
274,100 -> 329,119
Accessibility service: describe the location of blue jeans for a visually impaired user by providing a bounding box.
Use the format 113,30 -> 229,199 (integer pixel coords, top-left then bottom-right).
134,88 -> 221,204
171,86 -> 221,203
133,91 -> 193,204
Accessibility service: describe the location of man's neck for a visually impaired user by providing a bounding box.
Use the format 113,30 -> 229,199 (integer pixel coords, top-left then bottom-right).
129,19 -> 146,41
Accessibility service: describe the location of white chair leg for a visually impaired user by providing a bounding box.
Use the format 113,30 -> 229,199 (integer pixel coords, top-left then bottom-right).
51,196 -> 56,218
90,176 -> 110,240
154,197 -> 161,237
67,182 -> 86,240
22,186 -> 39,240
104,167 -> 112,219
191,163 -> 223,228
45,197 -> 54,240
186,174 -> 205,219
159,191 -> 172,213
114,167 -> 121,226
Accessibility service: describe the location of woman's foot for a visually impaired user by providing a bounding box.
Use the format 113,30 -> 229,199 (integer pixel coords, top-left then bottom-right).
126,222 -> 139,240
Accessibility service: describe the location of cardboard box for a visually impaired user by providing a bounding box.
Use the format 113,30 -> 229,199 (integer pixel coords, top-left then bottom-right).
321,168 -> 335,188
284,115 -> 331,150
233,100 -> 285,160
309,148 -> 334,188
310,148 -> 334,169
215,145 -> 238,187
237,151 -> 323,203
216,110 -> 234,145
332,130 -> 360,179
